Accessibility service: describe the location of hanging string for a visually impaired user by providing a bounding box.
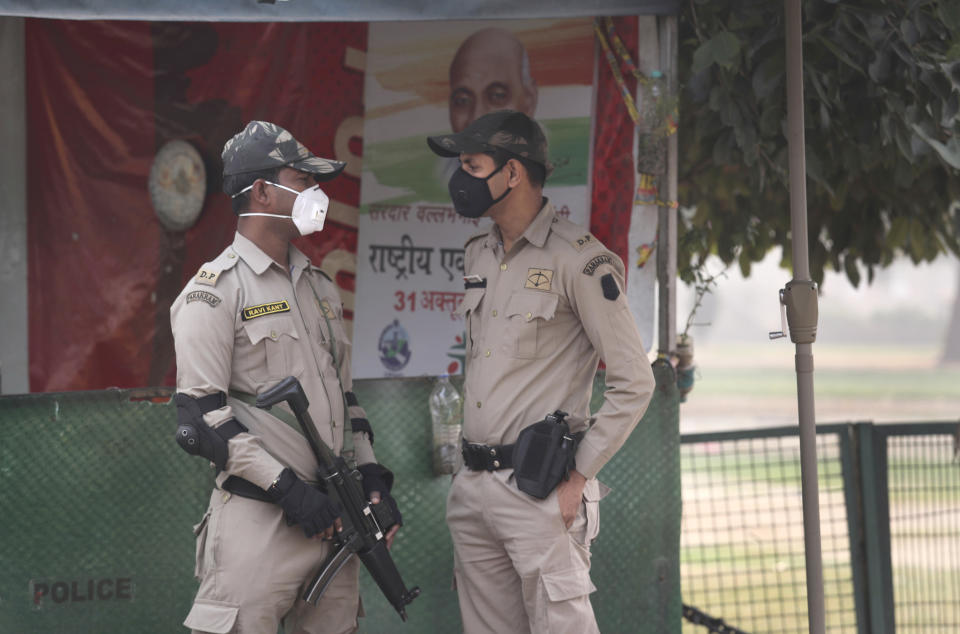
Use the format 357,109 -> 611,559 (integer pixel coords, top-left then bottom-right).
604,17 -> 645,81
594,18 -> 640,123
596,17 -> 680,211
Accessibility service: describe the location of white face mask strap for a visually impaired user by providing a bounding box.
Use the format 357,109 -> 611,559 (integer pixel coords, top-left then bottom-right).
237,212 -> 292,219
230,180 -> 301,199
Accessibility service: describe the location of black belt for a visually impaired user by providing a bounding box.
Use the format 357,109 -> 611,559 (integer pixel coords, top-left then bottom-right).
221,475 -> 326,503
461,439 -> 514,471
221,476 -> 273,503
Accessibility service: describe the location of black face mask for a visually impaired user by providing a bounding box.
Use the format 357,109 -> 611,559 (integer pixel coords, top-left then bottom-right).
447,161 -> 512,218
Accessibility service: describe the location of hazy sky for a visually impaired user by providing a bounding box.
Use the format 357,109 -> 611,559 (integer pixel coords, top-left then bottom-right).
674,252 -> 959,346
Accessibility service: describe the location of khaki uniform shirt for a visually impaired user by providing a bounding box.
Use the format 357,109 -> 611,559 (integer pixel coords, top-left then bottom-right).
170,232 -> 375,491
455,200 -> 655,480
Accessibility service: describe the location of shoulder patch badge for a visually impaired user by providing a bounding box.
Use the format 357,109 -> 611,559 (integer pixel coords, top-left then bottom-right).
194,267 -> 221,287
572,233 -> 595,252
185,290 -> 222,308
582,254 -> 612,276
601,273 -> 620,301
525,268 -> 554,291
241,300 -> 291,321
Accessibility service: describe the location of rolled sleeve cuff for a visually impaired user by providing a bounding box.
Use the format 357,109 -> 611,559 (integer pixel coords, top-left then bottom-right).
353,434 -> 377,466
574,437 -> 610,481
220,433 -> 287,490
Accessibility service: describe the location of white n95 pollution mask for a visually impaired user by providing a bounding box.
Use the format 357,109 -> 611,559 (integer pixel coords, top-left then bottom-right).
235,181 -> 330,236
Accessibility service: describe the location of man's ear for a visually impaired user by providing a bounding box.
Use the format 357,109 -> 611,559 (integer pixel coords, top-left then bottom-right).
506,159 -> 524,187
250,179 -> 271,206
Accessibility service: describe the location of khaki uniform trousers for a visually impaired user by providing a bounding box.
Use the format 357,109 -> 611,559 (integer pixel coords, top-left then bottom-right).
184,489 -> 361,634
446,468 -> 604,634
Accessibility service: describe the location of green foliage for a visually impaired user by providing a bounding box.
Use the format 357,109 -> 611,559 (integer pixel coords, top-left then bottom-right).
678,0 -> 960,287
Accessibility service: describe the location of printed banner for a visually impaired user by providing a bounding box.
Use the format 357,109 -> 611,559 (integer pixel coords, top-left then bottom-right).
353,19 -> 596,378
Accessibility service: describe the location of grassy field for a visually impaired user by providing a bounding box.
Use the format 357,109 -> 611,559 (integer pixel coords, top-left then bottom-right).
677,342 -> 960,433
678,409 -> 960,633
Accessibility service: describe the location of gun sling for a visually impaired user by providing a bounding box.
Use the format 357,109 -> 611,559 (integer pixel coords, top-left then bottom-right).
219,390 -> 325,504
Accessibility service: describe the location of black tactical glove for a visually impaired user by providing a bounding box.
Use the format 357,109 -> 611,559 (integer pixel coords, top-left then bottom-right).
358,462 -> 402,527
268,468 -> 341,538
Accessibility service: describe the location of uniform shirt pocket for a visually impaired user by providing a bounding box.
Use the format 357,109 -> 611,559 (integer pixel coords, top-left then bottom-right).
455,287 -> 486,358
318,295 -> 349,360
240,315 -> 300,382
504,291 -> 559,359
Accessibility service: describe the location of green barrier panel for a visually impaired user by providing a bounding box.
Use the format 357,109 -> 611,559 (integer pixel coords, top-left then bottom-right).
588,362 -> 681,634
0,389 -> 210,632
0,368 -> 679,633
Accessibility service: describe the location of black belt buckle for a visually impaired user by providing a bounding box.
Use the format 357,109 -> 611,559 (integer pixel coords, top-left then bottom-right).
461,440 -> 511,471
461,440 -> 484,471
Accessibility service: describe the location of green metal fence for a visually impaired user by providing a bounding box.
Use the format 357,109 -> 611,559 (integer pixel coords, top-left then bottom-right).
0,364 -> 681,633
679,422 -> 960,634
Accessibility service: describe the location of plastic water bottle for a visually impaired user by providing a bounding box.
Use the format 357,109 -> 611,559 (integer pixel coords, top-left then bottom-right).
430,373 -> 462,475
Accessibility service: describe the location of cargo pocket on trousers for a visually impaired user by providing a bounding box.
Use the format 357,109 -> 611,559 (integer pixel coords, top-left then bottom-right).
183,599 -> 239,633
542,568 -> 597,604
192,508 -> 212,579
580,479 -> 610,548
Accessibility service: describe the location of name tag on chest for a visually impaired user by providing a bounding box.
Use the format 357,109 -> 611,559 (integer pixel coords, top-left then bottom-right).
241,300 -> 291,321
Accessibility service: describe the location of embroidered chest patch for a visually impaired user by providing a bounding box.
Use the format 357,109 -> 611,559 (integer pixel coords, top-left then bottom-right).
241,300 -> 291,321
185,290 -> 222,308
524,268 -> 554,291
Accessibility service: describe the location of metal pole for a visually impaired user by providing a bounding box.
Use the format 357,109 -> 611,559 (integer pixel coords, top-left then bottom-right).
785,1 -> 825,632
0,16 -> 29,395
657,15 -> 678,356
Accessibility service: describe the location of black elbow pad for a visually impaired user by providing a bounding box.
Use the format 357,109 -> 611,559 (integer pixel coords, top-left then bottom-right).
173,392 -> 247,471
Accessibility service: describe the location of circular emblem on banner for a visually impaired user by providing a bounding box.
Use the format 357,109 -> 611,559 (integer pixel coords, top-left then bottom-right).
378,319 -> 411,372
148,139 -> 207,231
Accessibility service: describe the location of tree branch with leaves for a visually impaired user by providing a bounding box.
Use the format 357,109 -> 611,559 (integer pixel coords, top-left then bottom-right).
677,0 -> 960,288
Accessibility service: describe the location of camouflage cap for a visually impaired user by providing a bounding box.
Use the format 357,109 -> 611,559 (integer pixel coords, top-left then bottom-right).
427,110 -> 552,177
221,120 -> 346,181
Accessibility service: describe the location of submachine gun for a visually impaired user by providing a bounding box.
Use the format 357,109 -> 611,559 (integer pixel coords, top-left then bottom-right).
256,376 -> 421,621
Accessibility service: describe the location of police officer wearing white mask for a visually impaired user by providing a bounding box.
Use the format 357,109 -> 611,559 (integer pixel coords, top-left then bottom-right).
170,121 -> 401,634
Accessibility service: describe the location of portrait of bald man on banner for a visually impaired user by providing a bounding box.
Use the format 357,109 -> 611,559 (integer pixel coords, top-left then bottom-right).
354,18 -> 595,379
448,28 -> 539,133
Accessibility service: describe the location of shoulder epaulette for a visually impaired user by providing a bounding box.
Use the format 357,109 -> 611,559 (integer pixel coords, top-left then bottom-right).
464,231 -> 488,249
310,265 -> 333,283
550,219 -> 603,253
193,247 -> 240,288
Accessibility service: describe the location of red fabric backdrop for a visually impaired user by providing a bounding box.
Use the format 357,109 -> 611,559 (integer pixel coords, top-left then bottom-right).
25,18 -> 634,392
26,21 -> 366,391
589,16 -> 637,266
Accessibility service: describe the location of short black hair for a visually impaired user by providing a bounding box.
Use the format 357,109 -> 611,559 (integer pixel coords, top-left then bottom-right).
486,148 -> 546,188
223,166 -> 283,215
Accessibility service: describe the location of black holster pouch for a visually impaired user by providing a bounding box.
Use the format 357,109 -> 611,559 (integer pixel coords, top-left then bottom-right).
511,410 -> 584,499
